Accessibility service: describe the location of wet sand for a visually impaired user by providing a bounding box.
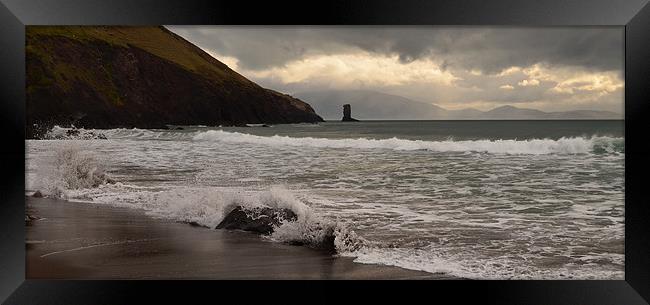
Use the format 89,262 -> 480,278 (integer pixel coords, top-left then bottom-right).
26,196 -> 455,279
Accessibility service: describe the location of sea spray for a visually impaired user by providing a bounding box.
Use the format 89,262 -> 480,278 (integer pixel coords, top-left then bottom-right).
43,125 -> 187,141
265,187 -> 368,251
27,122 -> 625,279
44,125 -> 107,140
45,144 -> 114,198
71,183 -> 369,252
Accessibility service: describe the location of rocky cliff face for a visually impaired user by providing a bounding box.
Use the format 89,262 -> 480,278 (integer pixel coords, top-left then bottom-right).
26,26 -> 323,138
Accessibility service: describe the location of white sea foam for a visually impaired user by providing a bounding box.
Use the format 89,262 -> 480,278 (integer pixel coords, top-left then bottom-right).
44,158 -> 367,252
145,186 -> 367,251
28,125 -> 625,279
266,190 -> 368,251
44,126 -> 185,141
347,247 -> 624,280
41,144 -> 114,198
43,125 -> 73,139
193,130 -> 624,155
44,125 -> 107,140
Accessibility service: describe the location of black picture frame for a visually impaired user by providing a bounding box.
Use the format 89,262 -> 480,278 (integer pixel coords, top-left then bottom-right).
1,0 -> 649,304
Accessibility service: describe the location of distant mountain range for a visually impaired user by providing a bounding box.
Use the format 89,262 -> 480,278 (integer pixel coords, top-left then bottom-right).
295,90 -> 622,120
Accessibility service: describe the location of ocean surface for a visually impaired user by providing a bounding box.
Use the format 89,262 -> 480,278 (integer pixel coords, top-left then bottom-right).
26,120 -> 625,279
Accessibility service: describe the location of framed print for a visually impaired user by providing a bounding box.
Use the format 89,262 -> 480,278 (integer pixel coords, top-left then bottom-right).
1,0 -> 649,304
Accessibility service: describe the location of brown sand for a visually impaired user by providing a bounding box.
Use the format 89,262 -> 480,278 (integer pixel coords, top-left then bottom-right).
26,196 -> 455,279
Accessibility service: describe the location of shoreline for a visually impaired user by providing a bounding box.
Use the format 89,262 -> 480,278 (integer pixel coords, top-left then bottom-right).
26,196 -> 455,279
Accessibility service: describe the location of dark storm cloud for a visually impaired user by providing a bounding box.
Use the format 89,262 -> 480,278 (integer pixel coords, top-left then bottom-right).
168,26 -> 622,73
166,26 -> 624,113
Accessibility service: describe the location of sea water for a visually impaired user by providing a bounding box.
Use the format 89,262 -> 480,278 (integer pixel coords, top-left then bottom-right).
26,120 -> 625,279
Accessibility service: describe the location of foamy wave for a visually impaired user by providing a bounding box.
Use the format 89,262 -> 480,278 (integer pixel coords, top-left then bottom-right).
143,185 -> 368,252
44,126 -> 107,140
44,145 -> 115,198
44,126 -> 191,141
349,247 -> 624,280
101,128 -> 190,140
267,190 -> 367,251
30,142 -> 366,253
193,130 -> 624,155
61,183 -> 367,252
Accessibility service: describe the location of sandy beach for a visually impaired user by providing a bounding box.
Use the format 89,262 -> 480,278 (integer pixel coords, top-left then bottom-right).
25,196 -> 454,279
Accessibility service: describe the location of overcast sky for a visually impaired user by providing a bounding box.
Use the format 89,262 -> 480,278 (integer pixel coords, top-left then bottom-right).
169,26 -> 624,113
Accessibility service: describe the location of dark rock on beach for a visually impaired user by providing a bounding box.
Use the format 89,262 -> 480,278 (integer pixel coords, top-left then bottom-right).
26,26 -> 323,139
217,206 -> 297,235
25,197 -> 451,279
216,205 -> 339,253
289,226 -> 337,253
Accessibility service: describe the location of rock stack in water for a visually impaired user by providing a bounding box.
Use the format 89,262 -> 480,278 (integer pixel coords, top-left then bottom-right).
341,104 -> 359,122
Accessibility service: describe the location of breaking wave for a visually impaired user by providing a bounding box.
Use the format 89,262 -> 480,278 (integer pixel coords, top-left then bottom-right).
43,145 -> 115,198
42,126 -> 625,155
29,125 -> 625,278
143,186 -> 367,253
264,188 -> 367,252
44,125 -> 107,140
174,187 -> 365,252
154,186 -> 367,252
193,130 -> 624,155
41,159 -> 366,253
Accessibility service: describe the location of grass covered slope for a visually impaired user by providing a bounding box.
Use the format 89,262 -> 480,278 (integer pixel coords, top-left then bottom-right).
26,26 -> 322,138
